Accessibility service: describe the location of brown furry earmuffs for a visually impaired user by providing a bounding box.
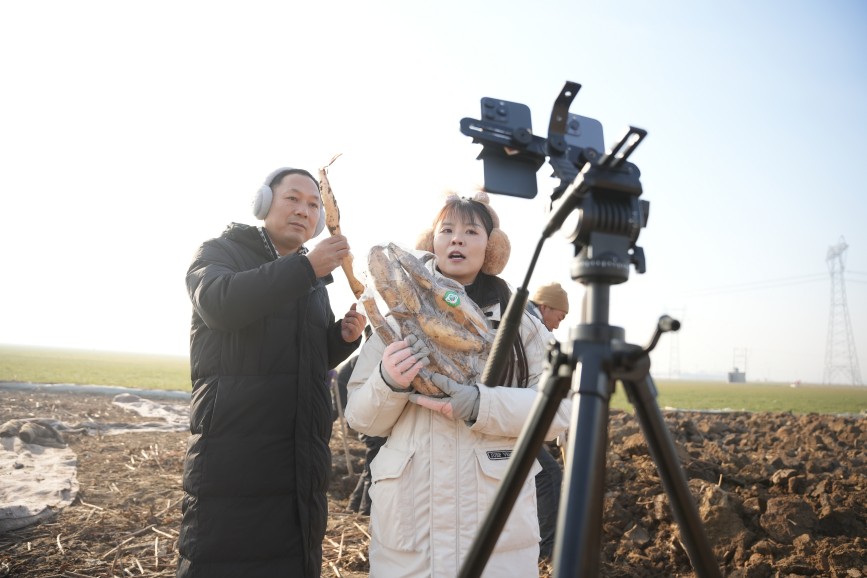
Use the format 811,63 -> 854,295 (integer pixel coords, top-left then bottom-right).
414,191 -> 511,276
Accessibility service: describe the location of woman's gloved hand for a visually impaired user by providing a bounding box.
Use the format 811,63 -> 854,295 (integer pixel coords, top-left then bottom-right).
380,334 -> 430,390
409,373 -> 481,422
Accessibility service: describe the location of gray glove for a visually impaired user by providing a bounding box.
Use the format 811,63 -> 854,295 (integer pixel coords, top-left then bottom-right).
380,334 -> 431,390
409,373 -> 480,422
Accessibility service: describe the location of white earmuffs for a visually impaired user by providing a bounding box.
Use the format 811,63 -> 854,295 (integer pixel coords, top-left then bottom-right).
252,167 -> 326,237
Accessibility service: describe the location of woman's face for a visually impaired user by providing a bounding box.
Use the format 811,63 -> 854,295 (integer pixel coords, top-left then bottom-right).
432,211 -> 489,286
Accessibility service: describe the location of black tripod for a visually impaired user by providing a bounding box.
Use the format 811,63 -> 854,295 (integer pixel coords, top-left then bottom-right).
457,124 -> 723,576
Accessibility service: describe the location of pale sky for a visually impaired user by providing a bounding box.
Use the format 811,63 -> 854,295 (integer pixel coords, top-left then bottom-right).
1,1 -> 865,384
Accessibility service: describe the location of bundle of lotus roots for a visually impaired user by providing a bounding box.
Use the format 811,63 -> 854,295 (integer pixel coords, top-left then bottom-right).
360,243 -> 494,397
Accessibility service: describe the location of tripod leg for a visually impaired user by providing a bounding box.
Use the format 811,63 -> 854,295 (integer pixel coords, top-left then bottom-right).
621,375 -> 723,578
458,361 -> 573,578
554,344 -> 612,578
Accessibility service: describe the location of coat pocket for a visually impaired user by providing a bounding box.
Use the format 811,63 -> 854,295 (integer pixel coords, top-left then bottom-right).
474,447 -> 542,553
368,445 -> 417,551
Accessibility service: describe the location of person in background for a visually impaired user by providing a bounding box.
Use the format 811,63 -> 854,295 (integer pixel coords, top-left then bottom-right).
527,282 -> 569,331
333,326 -> 386,516
347,432 -> 386,515
178,166 -> 366,578
332,326 -> 372,421
526,281 -> 571,561
345,192 -> 571,577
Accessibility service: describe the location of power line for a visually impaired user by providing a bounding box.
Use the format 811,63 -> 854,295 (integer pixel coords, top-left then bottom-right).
681,273 -> 827,298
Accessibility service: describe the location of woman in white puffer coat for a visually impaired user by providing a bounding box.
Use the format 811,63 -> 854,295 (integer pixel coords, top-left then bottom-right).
345,192 -> 572,578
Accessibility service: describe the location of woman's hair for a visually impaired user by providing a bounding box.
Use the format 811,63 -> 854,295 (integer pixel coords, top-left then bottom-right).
432,195 -> 530,388
465,274 -> 530,388
432,196 -> 495,237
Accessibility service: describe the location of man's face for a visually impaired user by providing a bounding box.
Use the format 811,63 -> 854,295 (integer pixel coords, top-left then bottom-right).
264,173 -> 321,255
539,304 -> 567,331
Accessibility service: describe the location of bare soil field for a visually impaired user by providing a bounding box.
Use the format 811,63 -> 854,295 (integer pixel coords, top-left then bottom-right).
1,388 -> 865,577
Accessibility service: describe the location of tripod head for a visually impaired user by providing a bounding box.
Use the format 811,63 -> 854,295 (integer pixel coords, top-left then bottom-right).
460,81 -> 649,287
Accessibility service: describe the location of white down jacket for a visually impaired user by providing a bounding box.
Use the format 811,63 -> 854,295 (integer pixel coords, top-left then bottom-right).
344,291 -> 572,578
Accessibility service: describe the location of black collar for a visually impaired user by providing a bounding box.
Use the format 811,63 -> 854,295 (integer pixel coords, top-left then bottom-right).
257,227 -> 308,261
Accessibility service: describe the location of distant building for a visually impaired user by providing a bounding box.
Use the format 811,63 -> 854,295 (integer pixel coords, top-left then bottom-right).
729,348 -> 748,383
727,367 -> 746,383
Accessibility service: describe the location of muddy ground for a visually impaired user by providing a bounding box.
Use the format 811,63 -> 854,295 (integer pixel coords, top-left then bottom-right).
0,388 -> 865,577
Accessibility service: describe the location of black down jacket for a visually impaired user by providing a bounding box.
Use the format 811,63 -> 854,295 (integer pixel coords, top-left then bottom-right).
177,223 -> 359,578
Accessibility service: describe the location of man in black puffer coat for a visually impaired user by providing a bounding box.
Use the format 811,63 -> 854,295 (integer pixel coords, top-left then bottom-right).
177,167 -> 366,578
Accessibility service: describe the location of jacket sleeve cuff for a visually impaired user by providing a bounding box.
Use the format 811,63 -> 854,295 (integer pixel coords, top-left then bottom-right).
379,363 -> 413,392
299,254 -> 317,282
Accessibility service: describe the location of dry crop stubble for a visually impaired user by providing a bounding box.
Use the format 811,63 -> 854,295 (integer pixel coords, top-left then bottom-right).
1,388 -> 866,577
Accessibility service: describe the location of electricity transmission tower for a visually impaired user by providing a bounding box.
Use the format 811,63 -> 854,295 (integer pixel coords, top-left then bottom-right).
823,237 -> 862,385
